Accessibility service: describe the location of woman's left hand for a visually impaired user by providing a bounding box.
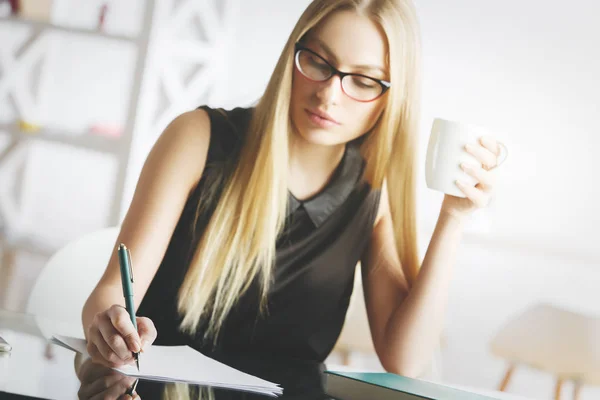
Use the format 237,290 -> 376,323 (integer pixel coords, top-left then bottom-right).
440,136 -> 505,220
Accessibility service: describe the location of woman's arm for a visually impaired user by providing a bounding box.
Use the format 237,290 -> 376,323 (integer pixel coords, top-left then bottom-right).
82,109 -> 211,334
361,137 -> 501,377
361,183 -> 464,378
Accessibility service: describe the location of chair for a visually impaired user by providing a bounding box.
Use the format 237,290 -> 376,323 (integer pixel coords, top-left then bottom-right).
25,226 -> 120,338
491,303 -> 600,400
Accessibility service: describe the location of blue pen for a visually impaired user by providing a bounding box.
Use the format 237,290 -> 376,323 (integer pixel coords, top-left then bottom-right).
118,243 -> 140,371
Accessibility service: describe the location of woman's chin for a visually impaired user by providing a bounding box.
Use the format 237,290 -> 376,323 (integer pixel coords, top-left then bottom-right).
295,127 -> 344,147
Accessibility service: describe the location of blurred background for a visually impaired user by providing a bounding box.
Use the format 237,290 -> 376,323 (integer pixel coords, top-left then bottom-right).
0,0 -> 598,399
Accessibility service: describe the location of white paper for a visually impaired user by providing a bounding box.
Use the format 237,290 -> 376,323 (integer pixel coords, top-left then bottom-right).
51,335 -> 282,397
50,335 -> 88,354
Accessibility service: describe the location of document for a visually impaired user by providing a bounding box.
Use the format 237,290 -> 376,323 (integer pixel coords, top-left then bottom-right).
51,335 -> 282,397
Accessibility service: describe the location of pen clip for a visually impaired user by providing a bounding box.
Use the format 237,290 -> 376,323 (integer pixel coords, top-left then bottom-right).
126,248 -> 134,283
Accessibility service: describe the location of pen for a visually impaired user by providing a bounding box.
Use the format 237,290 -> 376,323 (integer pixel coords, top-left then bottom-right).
117,243 -> 140,371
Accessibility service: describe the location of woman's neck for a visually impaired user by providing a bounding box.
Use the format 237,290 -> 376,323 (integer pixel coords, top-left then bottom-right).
288,133 -> 346,201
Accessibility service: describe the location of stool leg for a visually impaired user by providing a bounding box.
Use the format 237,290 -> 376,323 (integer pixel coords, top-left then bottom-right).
498,363 -> 516,391
340,349 -> 351,366
573,381 -> 582,400
554,378 -> 563,400
0,246 -> 17,308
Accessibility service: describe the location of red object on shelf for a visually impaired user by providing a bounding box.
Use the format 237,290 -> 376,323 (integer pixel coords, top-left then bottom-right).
98,3 -> 108,30
9,0 -> 20,14
89,123 -> 122,139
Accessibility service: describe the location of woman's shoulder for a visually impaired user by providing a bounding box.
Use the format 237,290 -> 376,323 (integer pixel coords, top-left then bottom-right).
158,108 -> 211,151
197,105 -> 254,139
196,105 -> 255,162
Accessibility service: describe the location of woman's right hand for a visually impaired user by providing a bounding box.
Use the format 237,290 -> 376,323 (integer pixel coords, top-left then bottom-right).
76,355 -> 140,400
86,305 -> 157,368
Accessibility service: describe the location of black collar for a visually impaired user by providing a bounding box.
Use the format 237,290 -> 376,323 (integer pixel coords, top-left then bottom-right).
286,144 -> 364,227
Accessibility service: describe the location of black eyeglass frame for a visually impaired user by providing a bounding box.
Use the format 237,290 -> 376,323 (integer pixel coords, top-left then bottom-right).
294,43 -> 391,102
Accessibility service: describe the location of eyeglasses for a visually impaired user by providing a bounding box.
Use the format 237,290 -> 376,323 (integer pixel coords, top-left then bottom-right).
294,43 -> 391,102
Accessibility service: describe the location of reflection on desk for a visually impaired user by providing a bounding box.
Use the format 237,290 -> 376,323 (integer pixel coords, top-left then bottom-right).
0,308 -> 331,399
77,352 -> 329,400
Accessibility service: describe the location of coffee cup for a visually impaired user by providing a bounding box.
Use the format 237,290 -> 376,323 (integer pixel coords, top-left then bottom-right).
425,118 -> 508,198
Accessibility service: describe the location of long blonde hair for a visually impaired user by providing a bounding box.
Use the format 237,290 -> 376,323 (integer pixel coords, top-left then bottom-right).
178,0 -> 422,343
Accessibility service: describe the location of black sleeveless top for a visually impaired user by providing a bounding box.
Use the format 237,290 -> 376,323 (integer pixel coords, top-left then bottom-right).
137,106 -> 381,362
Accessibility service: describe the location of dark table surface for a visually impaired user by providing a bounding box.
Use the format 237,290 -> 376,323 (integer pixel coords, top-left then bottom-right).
0,308 -> 333,400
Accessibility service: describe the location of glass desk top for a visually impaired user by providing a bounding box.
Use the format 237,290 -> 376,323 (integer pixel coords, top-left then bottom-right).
0,308 -> 331,400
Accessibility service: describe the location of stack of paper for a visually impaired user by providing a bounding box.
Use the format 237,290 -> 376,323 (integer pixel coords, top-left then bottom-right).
51,335 -> 282,397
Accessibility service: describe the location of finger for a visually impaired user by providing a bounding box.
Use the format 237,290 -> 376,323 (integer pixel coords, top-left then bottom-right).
479,136 -> 501,156
98,315 -> 136,362
86,342 -> 102,366
89,327 -> 126,367
460,163 -> 495,189
456,180 -> 490,208
465,143 -> 497,170
107,305 -> 142,353
87,340 -> 114,368
136,317 -> 157,351
77,373 -> 126,400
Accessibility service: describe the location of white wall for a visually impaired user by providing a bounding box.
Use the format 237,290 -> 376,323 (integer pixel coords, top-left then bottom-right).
222,0 -> 313,107
416,0 -> 600,259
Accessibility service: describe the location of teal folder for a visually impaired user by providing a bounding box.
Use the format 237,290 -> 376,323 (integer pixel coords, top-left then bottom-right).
324,371 -> 500,400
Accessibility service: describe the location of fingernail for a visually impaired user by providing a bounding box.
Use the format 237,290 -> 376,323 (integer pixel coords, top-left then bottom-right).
460,163 -> 469,171
456,180 -> 464,187
465,144 -> 473,151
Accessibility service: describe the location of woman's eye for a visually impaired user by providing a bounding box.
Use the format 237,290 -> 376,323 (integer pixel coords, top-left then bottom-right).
352,77 -> 377,89
308,56 -> 328,68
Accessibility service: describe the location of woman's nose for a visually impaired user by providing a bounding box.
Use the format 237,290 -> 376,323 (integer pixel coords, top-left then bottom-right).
315,75 -> 343,105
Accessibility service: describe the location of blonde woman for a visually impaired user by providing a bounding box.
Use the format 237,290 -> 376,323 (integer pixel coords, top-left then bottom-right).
82,0 -> 504,385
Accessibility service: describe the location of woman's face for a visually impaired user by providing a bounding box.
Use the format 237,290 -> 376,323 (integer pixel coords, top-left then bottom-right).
290,10 -> 389,147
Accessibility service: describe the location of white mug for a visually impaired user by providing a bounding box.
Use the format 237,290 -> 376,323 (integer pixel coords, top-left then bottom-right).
425,118 -> 508,198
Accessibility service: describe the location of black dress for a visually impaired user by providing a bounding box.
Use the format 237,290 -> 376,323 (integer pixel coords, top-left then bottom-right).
137,106 -> 381,362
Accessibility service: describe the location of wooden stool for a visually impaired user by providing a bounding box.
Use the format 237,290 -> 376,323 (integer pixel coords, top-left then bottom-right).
0,240 -> 18,308
491,303 -> 600,399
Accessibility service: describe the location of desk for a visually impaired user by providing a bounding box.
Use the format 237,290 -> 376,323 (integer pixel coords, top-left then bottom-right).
0,308 -> 325,400
0,308 -> 527,400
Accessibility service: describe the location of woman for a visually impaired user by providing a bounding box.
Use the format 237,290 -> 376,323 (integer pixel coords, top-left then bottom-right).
82,0 -> 504,379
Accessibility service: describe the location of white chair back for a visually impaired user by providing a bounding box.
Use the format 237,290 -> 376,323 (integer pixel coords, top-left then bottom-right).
26,227 -> 119,338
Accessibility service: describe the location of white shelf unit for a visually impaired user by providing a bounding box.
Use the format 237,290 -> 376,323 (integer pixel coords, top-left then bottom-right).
0,0 -> 155,251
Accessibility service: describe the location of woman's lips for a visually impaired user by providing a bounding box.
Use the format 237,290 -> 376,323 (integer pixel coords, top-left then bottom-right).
305,109 -> 340,129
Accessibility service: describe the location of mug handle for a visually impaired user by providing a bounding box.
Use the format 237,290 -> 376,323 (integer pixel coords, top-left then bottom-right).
492,141 -> 508,169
